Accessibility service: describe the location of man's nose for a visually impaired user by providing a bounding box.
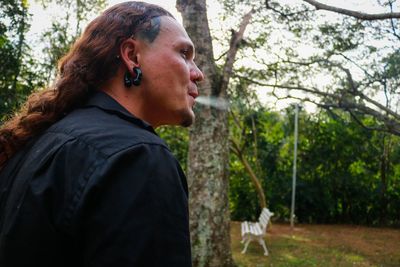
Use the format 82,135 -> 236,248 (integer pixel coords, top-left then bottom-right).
190,63 -> 204,83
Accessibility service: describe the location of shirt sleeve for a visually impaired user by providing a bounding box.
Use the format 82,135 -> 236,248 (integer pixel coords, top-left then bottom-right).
74,143 -> 192,267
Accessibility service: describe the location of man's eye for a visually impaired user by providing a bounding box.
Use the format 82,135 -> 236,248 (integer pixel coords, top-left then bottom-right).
180,49 -> 189,59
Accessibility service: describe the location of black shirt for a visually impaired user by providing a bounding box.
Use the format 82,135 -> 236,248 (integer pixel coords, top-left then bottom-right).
0,91 -> 192,266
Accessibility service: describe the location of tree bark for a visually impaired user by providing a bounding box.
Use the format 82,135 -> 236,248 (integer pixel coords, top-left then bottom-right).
176,1 -> 252,266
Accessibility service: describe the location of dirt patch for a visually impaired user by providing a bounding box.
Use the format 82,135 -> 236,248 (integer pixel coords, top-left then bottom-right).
231,221 -> 400,267
305,225 -> 399,257
271,223 -> 400,266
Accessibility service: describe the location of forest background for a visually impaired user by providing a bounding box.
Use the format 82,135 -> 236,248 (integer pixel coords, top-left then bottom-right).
1,0 -> 400,266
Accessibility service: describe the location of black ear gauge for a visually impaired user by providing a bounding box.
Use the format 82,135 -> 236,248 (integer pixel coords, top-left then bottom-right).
132,67 -> 142,86
123,67 -> 142,87
124,71 -> 132,87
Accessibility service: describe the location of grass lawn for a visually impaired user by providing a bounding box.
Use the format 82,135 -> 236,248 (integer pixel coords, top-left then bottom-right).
231,221 -> 400,267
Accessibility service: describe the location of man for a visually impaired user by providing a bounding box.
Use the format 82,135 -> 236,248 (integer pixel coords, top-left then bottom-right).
0,2 -> 203,266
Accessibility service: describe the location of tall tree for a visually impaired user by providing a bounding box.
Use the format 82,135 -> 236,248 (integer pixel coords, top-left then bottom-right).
0,0 -> 41,119
258,0 -> 400,135
230,101 -> 268,210
38,0 -> 106,82
1,0 -> 106,120
176,0 -> 253,266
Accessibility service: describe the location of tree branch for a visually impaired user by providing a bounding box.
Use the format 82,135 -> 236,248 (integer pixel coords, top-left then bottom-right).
347,110 -> 385,132
356,92 -> 400,120
229,137 -> 267,209
265,0 -> 312,17
302,0 -> 400,20
220,9 -> 254,96
388,1 -> 400,40
234,74 -> 332,97
277,91 -> 400,136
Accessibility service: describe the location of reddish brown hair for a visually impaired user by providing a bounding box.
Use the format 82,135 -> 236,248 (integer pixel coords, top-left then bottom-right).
0,2 -> 173,169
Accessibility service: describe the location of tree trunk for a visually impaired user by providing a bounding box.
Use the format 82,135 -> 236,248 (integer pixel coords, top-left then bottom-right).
176,1 -> 252,266
187,103 -> 232,267
379,134 -> 390,225
11,4 -> 28,99
176,1 -> 234,266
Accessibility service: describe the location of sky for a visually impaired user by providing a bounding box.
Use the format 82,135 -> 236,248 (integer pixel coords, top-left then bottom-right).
28,0 -> 209,37
29,0 -> 394,41
28,1 -> 178,39
28,0 -> 398,56
28,0 -> 395,59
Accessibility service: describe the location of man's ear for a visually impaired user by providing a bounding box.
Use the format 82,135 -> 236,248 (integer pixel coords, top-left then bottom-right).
119,38 -> 140,72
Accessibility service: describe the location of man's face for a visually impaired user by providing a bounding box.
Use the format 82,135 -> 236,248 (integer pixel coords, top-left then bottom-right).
137,16 -> 204,127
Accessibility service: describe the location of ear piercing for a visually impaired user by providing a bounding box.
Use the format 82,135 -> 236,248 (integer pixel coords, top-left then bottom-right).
124,67 -> 142,87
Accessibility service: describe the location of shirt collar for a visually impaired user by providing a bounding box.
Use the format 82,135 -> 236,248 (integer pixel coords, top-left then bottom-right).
85,91 -> 157,134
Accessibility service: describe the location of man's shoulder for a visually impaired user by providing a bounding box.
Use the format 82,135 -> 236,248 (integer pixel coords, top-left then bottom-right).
46,106 -> 168,157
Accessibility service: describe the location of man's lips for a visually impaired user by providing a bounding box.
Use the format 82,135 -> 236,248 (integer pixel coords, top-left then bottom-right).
187,90 -> 198,108
188,91 -> 198,99
188,86 -> 199,99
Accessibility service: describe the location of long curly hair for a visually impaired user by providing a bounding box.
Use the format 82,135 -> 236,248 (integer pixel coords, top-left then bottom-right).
0,2 -> 173,169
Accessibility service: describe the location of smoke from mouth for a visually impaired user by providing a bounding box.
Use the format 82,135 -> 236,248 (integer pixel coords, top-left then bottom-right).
195,96 -> 229,110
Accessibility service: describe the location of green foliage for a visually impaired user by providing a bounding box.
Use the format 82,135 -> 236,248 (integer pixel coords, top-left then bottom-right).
40,20 -> 76,82
157,126 -> 189,171
228,107 -> 400,226
316,20 -> 364,53
382,49 -> 400,91
0,0 -> 45,120
0,0 -> 28,115
229,106 -> 287,221
0,0 -> 106,121
213,0 -> 400,226
229,158 -> 260,221
38,0 -> 106,83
